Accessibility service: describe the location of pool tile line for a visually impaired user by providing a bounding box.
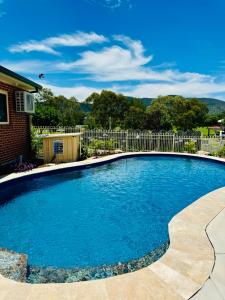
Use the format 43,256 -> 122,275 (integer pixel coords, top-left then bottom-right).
1,151 -> 225,186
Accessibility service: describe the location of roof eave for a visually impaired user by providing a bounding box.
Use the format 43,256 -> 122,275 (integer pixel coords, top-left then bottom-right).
0,65 -> 42,92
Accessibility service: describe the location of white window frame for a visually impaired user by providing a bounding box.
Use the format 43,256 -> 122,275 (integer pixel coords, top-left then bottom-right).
0,90 -> 9,125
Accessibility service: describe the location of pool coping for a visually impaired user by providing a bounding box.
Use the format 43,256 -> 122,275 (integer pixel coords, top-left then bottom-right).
0,152 -> 225,299
1,151 -> 225,185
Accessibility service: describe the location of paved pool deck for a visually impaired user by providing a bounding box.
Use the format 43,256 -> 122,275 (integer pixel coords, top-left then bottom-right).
0,152 -> 225,299
192,207 -> 225,300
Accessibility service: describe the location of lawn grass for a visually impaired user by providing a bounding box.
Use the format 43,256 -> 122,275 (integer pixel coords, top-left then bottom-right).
197,127 -> 216,137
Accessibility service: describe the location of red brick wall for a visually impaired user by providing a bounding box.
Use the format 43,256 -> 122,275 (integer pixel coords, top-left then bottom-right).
0,81 -> 31,166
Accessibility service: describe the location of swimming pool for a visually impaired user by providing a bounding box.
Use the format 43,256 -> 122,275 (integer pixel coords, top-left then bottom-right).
0,155 -> 225,282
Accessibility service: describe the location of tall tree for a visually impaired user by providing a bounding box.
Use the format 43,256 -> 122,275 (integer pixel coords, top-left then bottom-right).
145,97 -> 173,131
88,90 -> 129,129
171,97 -> 208,130
124,98 -> 146,129
33,88 -> 84,126
145,95 -> 208,131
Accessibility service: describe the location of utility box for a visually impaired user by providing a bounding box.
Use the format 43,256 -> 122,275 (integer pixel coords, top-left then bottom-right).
41,133 -> 82,164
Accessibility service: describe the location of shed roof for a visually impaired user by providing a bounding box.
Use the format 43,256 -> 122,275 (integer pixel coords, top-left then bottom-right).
39,133 -> 82,139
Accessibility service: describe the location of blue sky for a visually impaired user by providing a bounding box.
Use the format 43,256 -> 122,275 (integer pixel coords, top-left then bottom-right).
1,0 -> 225,100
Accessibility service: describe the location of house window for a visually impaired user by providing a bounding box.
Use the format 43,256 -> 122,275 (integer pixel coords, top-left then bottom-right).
0,90 -> 9,124
53,140 -> 64,154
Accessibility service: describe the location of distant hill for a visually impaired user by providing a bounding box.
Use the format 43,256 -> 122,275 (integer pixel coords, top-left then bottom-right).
126,97 -> 153,107
80,102 -> 92,113
198,98 -> 225,114
128,97 -> 225,114
80,96 -> 225,115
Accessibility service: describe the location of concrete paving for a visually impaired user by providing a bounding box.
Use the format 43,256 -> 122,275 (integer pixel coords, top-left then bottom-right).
192,208 -> 225,300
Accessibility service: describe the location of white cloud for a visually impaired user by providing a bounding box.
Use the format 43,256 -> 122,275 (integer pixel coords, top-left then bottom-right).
4,33 -> 225,101
55,35 -> 209,83
10,43 -> 59,55
55,35 -> 154,80
115,80 -> 225,100
0,60 -> 56,74
7,34 -> 209,84
9,32 -> 108,55
56,44 -> 154,79
43,83 -> 103,100
41,77 -> 225,101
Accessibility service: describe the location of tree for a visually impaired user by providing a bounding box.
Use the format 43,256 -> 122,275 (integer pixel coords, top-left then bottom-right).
85,93 -> 100,104
34,88 -> 54,103
171,97 -> 208,131
33,89 -> 59,126
33,88 -> 85,126
124,99 -> 146,129
145,97 -> 173,131
84,114 -> 97,129
129,98 -> 146,111
53,95 -> 84,126
145,95 -> 208,131
33,105 -> 59,126
88,90 -> 129,129
216,110 -> 225,126
33,89 -> 209,131
204,114 -> 219,126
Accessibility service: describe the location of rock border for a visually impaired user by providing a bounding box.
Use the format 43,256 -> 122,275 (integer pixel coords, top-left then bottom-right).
27,242 -> 169,284
0,248 -> 27,282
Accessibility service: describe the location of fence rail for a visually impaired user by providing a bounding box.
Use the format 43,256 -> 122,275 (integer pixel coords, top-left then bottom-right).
34,127 -> 225,155
34,126 -> 81,134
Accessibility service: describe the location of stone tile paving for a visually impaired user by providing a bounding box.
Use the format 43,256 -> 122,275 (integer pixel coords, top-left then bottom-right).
193,208 -> 225,300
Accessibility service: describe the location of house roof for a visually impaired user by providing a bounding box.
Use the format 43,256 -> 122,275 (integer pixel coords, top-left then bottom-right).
0,65 -> 42,92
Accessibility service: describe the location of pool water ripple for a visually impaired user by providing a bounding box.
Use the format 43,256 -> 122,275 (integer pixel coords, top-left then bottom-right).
0,156 -> 225,272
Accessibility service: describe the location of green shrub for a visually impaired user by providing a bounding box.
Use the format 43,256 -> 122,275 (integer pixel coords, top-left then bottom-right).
105,139 -> 115,150
217,146 -> 225,157
83,139 -> 116,157
89,139 -> 105,150
89,139 -> 115,151
80,146 -> 93,160
184,140 -> 196,153
31,127 -> 43,158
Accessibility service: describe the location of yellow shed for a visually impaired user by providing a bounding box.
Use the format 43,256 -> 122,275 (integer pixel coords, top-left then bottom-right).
41,133 -> 82,164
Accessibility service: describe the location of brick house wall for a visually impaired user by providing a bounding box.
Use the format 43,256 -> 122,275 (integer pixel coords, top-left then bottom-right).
0,81 -> 31,166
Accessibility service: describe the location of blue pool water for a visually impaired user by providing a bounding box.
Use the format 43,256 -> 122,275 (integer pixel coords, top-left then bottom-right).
0,155 -> 225,269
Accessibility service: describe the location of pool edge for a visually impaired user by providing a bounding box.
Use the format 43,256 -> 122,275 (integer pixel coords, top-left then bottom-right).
1,152 -> 225,185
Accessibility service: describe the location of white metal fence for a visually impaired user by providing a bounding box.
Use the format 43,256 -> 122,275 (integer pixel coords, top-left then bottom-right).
200,137 -> 225,153
34,127 -> 225,155
82,130 -> 199,153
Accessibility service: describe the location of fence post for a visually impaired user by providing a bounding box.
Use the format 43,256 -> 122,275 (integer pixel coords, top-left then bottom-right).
172,134 -> 175,152
157,134 -> 160,151
80,134 -> 82,159
126,130 -> 129,152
